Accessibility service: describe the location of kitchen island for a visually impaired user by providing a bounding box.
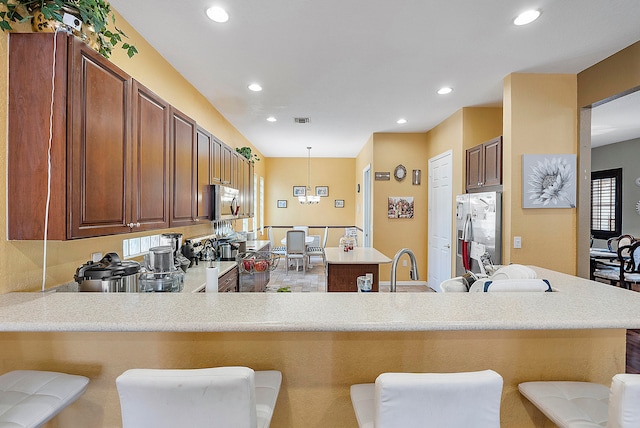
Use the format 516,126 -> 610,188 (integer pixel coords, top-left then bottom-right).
324,247 -> 392,292
0,267 -> 639,427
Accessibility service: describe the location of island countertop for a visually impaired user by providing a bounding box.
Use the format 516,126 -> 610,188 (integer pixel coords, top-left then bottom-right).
324,247 -> 392,264
3,267 -> 640,332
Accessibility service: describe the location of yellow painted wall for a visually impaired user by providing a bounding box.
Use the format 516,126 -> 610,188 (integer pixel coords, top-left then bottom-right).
0,329 -> 625,428
372,133 -> 428,280
0,10 -> 264,293
262,157 -> 355,247
503,74 -> 578,273
462,107 -> 503,151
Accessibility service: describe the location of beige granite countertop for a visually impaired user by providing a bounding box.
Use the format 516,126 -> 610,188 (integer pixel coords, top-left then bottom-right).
324,247 -> 392,264
3,267 -> 640,332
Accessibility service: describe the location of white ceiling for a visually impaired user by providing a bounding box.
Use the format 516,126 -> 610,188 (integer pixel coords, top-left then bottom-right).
109,0 -> 640,158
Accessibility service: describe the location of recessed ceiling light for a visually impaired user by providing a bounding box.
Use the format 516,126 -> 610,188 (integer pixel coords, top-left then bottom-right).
248,83 -> 262,92
397,118 -> 407,124
206,6 -> 229,23
266,116 -> 277,122
437,87 -> 453,95
514,9 -> 541,26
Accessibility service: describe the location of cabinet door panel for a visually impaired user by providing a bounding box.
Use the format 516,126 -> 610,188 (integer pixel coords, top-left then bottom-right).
482,137 -> 502,187
222,144 -> 232,185
466,145 -> 483,191
196,127 -> 212,221
211,137 -> 222,184
132,82 -> 170,230
69,39 -> 131,238
170,109 -> 196,226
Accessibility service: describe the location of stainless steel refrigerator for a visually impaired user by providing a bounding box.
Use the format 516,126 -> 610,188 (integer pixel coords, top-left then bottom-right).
455,191 -> 502,276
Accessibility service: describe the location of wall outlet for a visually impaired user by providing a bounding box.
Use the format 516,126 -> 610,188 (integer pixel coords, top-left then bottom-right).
514,236 -> 522,249
402,260 -> 408,267
91,252 -> 102,262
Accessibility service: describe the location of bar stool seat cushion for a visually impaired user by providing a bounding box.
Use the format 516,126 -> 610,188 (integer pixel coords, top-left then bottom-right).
0,370 -> 89,428
351,370 -> 503,428
518,381 -> 610,427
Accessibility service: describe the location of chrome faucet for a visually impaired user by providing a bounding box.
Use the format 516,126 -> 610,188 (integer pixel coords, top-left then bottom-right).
390,248 -> 419,292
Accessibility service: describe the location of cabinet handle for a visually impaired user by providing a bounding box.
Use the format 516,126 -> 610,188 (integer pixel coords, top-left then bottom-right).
136,222 -> 141,228
127,222 -> 133,228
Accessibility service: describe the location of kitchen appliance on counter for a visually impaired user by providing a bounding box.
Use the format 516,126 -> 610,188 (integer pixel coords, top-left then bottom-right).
138,246 -> 184,292
160,233 -> 191,272
455,191 -> 502,276
217,240 -> 240,261
74,253 -> 141,292
181,239 -> 202,268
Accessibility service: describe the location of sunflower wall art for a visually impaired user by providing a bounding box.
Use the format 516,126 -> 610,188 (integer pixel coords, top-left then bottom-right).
522,154 -> 576,209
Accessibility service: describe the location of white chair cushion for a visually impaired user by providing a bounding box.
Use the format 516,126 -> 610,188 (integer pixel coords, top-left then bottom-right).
518,381 -> 610,428
0,370 -> 89,428
351,370 -> 503,428
117,367 -> 281,428
608,374 -> 640,428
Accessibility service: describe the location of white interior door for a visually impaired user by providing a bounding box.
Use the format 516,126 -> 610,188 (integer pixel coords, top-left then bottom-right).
363,165 -> 372,247
428,151 -> 453,292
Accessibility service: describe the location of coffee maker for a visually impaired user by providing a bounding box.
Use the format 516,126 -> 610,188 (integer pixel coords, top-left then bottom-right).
160,233 -> 191,272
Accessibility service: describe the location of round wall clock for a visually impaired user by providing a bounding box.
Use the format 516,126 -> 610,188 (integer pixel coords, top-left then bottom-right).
635,177 -> 640,187
394,164 -> 407,181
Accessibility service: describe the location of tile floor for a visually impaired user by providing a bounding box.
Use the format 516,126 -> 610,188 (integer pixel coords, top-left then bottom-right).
266,256 -> 433,292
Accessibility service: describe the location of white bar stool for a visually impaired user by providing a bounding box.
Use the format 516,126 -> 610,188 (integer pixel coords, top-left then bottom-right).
350,369 -> 503,428
519,374 -> 640,428
0,370 -> 89,428
116,366 -> 282,428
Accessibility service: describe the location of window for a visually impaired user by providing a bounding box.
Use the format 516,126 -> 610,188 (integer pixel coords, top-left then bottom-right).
591,168 -> 622,239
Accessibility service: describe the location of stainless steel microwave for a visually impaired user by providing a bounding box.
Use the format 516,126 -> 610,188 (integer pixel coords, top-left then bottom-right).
211,185 -> 240,221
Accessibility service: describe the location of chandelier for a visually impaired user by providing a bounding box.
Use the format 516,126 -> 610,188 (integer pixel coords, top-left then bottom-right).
299,146 -> 320,205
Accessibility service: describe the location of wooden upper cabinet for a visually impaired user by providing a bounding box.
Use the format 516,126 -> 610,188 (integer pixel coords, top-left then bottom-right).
211,137 -> 222,184
8,33 -> 68,240
221,144 -> 233,185
196,127 -> 212,221
131,81 -> 170,231
68,38 -> 133,238
170,108 -> 197,227
466,136 -> 502,192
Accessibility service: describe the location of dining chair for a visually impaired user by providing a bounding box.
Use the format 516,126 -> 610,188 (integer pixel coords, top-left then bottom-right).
594,237 -> 640,289
0,370 -> 89,428
267,227 -> 286,256
116,366 -> 282,428
293,226 -> 309,236
350,370 -> 503,428
306,227 -> 328,267
285,230 -> 307,275
519,373 -> 640,428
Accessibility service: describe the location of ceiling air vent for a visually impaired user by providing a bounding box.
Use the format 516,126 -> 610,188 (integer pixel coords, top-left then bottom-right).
294,117 -> 310,124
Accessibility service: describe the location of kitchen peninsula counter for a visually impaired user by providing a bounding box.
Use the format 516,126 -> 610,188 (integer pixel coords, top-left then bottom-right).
324,247 -> 392,292
1,267 -> 640,427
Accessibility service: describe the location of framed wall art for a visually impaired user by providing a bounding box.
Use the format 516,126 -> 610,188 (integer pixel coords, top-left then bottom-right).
334,199 -> 344,208
277,200 -> 287,208
522,154 -> 576,208
293,186 -> 306,197
315,186 -> 329,197
388,196 -> 414,219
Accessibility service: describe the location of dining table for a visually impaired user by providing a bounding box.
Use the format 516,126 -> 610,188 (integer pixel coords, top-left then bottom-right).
280,236 -> 314,246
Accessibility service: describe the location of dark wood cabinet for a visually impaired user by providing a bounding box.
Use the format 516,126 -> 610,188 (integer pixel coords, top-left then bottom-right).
466,136 -> 502,192
169,108 -> 197,227
211,137 -> 222,184
196,127 -> 212,221
218,266 -> 239,292
7,33 -> 255,240
131,81 -> 170,231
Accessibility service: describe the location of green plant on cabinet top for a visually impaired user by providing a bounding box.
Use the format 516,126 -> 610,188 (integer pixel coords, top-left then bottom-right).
235,146 -> 260,164
0,0 -> 137,58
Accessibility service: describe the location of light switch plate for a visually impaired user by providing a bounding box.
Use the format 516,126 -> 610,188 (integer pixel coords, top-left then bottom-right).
514,236 -> 522,249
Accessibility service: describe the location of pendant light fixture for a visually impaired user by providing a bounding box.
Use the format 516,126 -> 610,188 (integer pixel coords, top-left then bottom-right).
299,147 -> 320,205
